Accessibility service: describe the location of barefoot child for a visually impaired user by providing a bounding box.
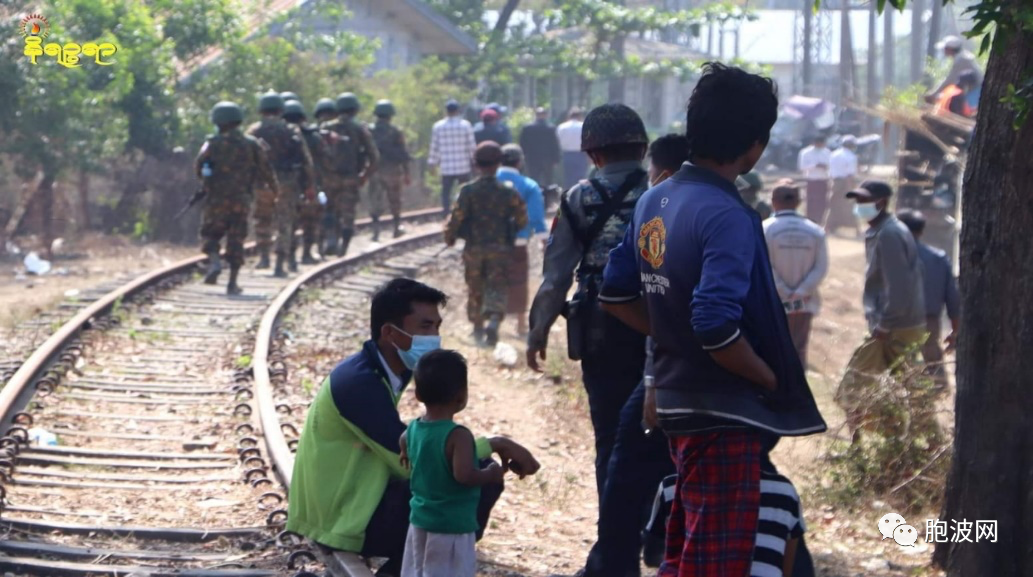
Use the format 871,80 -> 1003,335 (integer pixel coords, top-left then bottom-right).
399,349 -> 507,577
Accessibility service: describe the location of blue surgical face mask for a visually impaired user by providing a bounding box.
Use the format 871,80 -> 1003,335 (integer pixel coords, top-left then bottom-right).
853,202 -> 881,221
391,325 -> 441,370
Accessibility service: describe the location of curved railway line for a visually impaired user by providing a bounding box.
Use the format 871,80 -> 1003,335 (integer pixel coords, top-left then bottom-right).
0,209 -> 454,577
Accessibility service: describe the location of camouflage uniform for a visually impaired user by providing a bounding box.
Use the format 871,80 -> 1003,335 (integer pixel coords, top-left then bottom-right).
194,130 -> 279,268
246,117 -> 314,263
295,124 -> 329,252
321,116 -> 379,255
369,119 -> 411,232
444,175 -> 528,329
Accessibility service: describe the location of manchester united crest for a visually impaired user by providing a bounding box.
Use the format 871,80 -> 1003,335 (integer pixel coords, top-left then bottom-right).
638,216 -> 666,269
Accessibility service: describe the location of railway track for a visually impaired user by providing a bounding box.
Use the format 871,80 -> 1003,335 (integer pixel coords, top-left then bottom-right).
0,210 -> 451,577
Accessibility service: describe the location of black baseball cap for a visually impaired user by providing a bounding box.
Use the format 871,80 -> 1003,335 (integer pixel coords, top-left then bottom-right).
445,99 -> 460,112
846,179 -> 893,202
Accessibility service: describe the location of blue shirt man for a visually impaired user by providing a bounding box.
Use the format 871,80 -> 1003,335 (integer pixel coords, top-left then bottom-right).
496,153 -> 548,240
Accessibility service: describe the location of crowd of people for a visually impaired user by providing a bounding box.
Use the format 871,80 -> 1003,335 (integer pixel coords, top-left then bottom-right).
192,53 -> 966,577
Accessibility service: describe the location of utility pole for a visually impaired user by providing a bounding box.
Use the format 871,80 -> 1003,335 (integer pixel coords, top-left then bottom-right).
910,0 -> 925,83
840,0 -> 856,105
883,7 -> 895,90
867,0 -> 878,130
803,0 -> 813,96
927,0 -> 942,60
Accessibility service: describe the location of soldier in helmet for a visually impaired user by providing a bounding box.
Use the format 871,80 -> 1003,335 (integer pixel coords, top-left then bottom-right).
321,92 -> 380,256
195,101 -> 279,295
368,99 -> 412,241
283,100 -> 330,264
314,98 -> 337,125
280,91 -> 300,104
246,91 -> 315,277
444,141 -> 528,347
527,103 -> 649,499
737,170 -> 772,220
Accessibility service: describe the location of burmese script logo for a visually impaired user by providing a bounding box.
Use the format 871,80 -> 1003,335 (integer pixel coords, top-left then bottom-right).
21,14 -> 119,68
638,216 -> 667,270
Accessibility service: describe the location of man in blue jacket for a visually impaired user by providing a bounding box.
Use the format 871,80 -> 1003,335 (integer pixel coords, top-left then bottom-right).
497,144 -> 548,335
598,63 -> 826,576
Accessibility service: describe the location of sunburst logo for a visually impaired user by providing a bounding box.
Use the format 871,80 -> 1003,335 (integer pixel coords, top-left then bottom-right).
20,14 -> 50,39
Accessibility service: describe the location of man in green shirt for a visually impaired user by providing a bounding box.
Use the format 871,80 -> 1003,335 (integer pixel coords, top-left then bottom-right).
287,278 -> 540,577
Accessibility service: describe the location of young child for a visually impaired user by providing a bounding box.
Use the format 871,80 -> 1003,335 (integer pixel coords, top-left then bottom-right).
399,349 -> 505,577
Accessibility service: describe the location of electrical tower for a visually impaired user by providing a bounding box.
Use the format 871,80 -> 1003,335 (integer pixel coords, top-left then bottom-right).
794,1 -> 834,97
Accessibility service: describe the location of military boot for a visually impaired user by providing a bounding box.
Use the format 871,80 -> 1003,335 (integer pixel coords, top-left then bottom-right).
485,315 -> 501,347
226,266 -> 243,295
288,247 -> 298,273
273,254 -> 288,278
323,230 -> 338,259
471,322 -> 485,343
337,228 -> 353,257
203,251 -> 222,285
301,242 -> 317,265
256,247 -> 271,269
393,216 -> 406,238
371,216 -> 381,242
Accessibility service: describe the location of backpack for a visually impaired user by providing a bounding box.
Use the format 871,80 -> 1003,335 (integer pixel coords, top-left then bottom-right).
251,122 -> 305,172
326,120 -> 366,176
371,123 -> 409,165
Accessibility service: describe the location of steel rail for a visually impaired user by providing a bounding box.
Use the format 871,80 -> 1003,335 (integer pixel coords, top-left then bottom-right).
0,207 -> 443,430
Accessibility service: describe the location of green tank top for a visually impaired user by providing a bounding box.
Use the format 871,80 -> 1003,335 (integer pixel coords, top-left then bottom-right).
406,418 -> 480,534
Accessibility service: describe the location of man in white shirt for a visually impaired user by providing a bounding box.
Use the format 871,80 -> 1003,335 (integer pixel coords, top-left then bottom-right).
826,135 -> 861,236
798,134 -> 832,226
763,183 -> 829,367
556,107 -> 588,190
428,99 -> 477,214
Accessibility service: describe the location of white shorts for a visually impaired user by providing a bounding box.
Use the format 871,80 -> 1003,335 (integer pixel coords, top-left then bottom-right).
400,525 -> 476,577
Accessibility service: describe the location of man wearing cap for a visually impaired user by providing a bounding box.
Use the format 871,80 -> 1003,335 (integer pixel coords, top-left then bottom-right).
827,136 -> 861,236
475,108 -> 512,145
798,134 -> 832,226
926,35 -> 983,111
763,183 -> 829,367
496,144 -> 549,336
557,107 -> 589,189
934,70 -> 979,118
444,141 -> 529,347
428,99 -> 477,214
897,209 -> 960,388
836,181 -> 926,436
519,107 -> 562,189
528,103 -> 650,505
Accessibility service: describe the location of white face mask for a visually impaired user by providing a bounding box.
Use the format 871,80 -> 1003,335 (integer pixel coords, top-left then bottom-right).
853,202 -> 881,221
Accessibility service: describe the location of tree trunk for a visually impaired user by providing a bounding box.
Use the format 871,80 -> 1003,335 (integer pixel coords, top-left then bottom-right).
839,0 -> 855,104
926,0 -> 942,60
608,34 -> 626,103
38,169 -> 55,260
934,21 -> 1033,577
77,168 -> 90,230
802,0 -> 813,95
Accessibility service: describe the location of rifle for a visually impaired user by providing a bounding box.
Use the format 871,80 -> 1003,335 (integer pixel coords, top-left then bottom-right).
174,185 -> 207,220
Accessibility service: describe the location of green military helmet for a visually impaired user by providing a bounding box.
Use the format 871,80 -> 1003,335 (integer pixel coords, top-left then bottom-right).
283,100 -> 306,119
737,171 -> 763,192
374,99 -> 396,118
336,92 -> 360,114
258,91 -> 285,113
210,101 -> 244,125
280,91 -> 300,104
580,103 -> 648,151
314,98 -> 337,118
